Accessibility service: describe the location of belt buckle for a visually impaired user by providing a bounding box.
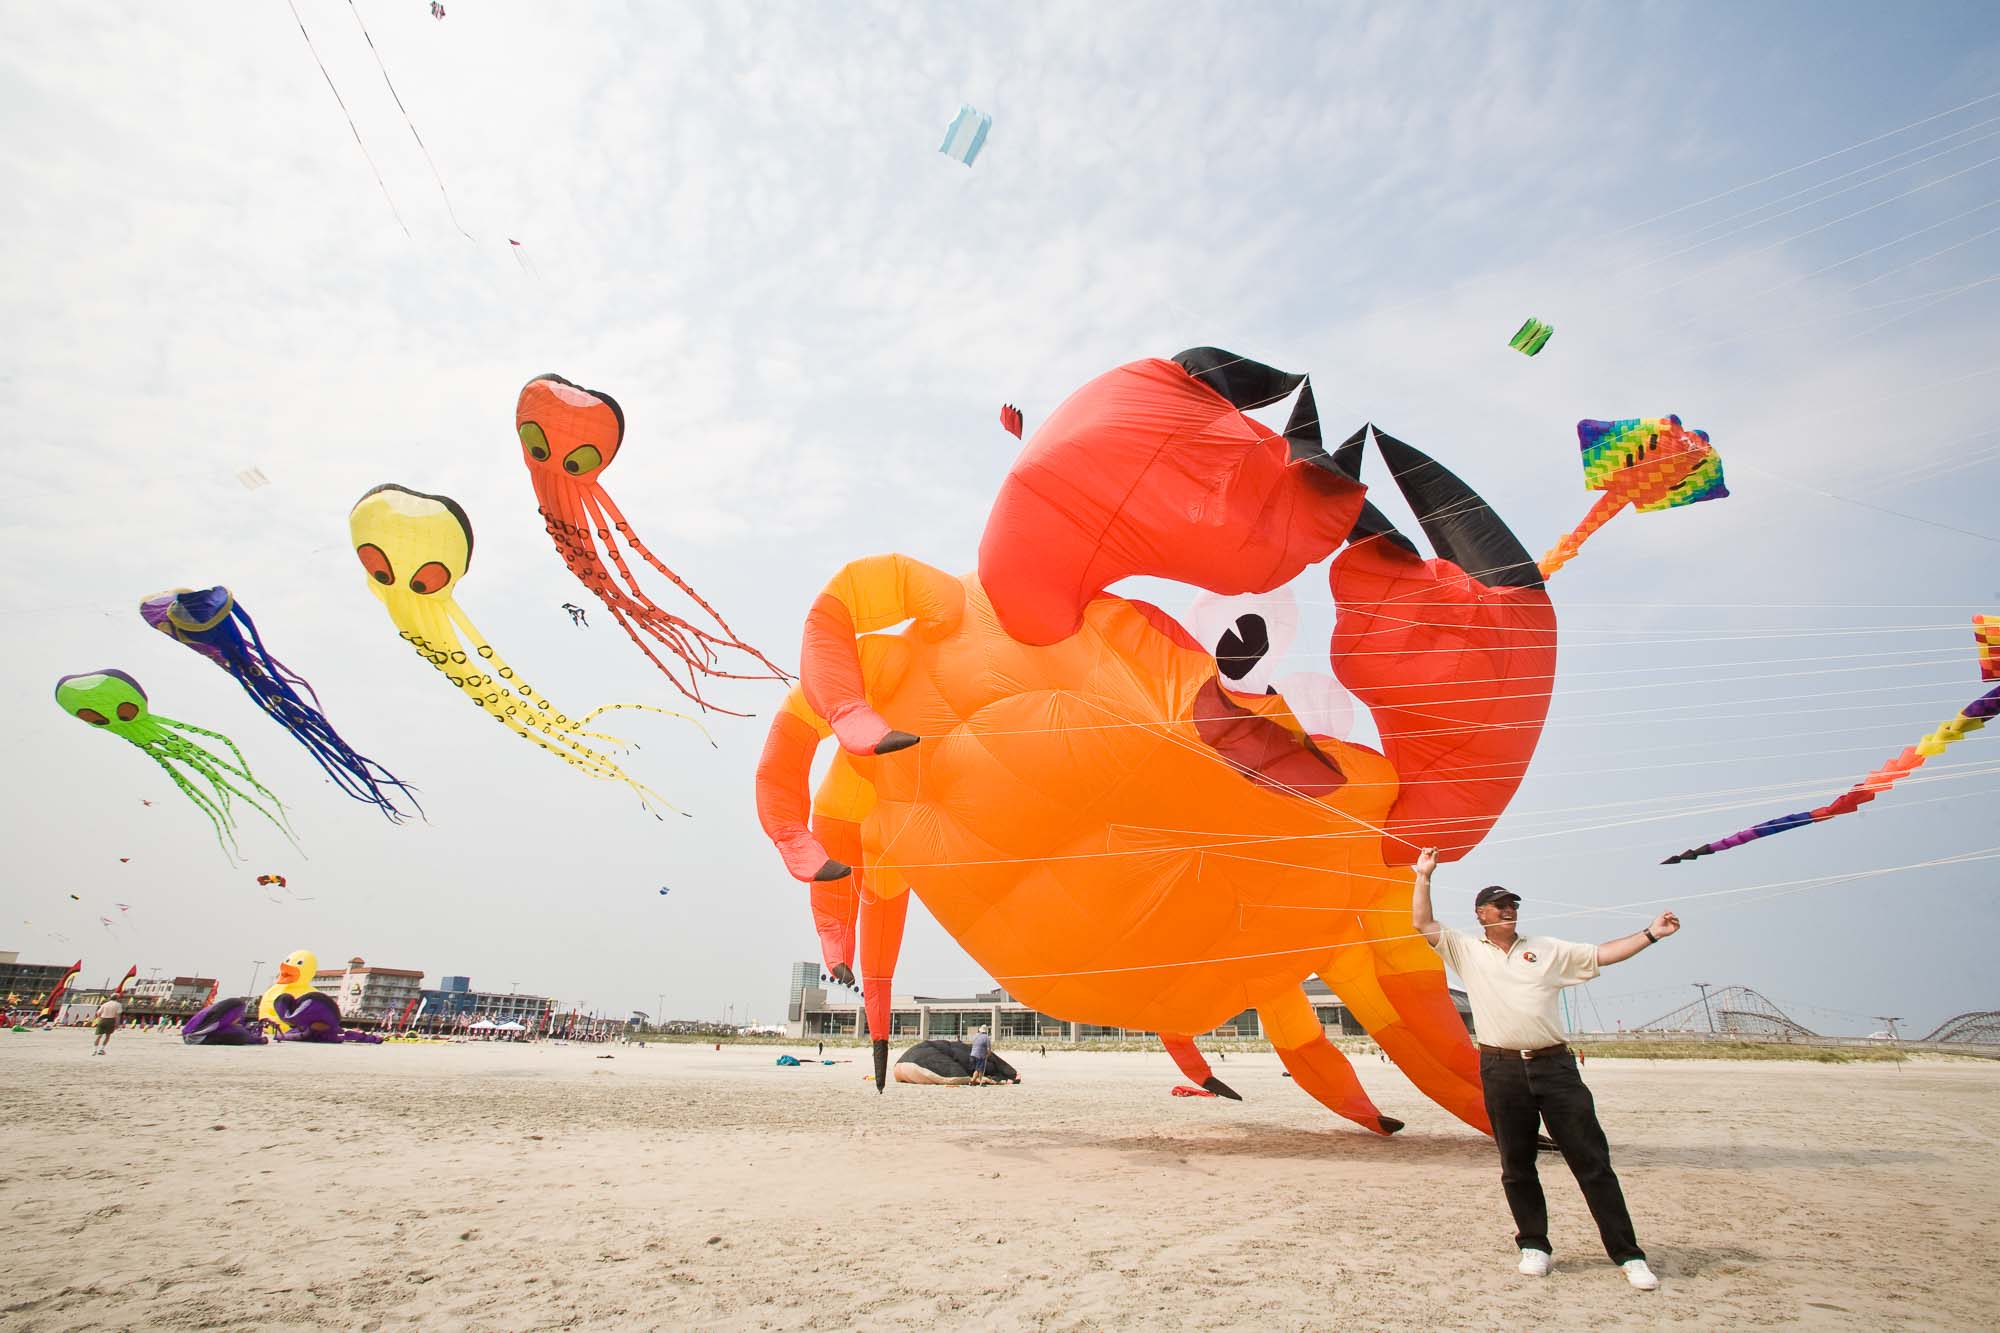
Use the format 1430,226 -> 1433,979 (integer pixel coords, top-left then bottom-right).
1519,1048 -> 1533,1060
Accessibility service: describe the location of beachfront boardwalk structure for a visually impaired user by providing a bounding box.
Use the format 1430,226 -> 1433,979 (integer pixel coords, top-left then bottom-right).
788,962 -> 1472,1042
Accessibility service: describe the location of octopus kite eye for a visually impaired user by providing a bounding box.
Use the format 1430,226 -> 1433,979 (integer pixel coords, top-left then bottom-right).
116,701 -> 140,721
409,561 -> 453,595
76,708 -> 110,726
520,422 -> 551,462
561,444 -> 603,476
357,544 -> 395,586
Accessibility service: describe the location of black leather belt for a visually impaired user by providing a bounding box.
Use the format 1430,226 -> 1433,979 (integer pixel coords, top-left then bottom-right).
1479,1042 -> 1568,1061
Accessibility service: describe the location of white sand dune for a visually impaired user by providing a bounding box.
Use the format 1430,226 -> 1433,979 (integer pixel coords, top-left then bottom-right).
2,1031 -> 1994,1329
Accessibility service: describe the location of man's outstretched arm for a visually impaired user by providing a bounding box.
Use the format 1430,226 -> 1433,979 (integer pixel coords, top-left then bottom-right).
1597,911 -> 1681,966
1411,846 -> 1442,945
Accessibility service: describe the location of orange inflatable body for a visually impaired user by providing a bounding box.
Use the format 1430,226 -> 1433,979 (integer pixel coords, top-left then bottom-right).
756,350 -> 1557,1136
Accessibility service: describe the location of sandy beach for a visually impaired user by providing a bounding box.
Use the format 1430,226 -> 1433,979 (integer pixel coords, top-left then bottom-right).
2,1032 -> 1994,1330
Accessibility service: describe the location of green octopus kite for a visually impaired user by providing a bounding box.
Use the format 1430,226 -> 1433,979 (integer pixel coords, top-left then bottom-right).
54,669 -> 296,861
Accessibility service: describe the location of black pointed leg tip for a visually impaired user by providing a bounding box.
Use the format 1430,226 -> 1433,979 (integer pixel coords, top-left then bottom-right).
1201,1076 -> 1242,1101
872,730 -> 920,756
1376,1116 -> 1406,1135
812,859 -> 853,882
872,1039 -> 889,1092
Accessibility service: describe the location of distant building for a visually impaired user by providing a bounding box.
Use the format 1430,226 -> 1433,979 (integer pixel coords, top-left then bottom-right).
129,975 -> 217,1008
416,976 -> 552,1031
789,962 -> 1471,1042
0,950 -> 73,1008
311,956 -> 424,1023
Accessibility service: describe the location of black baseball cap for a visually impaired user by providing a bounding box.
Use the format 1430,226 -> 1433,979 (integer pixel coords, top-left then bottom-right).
1474,886 -> 1521,909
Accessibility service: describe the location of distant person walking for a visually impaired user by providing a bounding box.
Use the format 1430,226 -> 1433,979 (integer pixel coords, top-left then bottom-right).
1411,847 -> 1678,1291
969,1026 -> 993,1084
92,998 -> 123,1055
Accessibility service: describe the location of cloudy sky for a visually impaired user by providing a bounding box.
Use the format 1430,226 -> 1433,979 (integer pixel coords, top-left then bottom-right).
3,2 -> 1996,1035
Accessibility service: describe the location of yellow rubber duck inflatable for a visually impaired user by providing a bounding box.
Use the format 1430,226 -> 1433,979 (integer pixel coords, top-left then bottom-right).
258,949 -> 318,1032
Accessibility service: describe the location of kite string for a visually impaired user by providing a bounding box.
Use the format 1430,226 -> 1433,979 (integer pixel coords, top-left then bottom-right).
344,0 -> 474,240
283,0 -> 409,237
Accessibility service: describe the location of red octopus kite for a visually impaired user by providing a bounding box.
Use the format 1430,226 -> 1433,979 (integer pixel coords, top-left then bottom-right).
514,374 -> 790,712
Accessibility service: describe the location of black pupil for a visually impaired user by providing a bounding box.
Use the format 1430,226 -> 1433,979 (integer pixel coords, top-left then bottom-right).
373,571 -> 391,584
1217,614 -> 1270,681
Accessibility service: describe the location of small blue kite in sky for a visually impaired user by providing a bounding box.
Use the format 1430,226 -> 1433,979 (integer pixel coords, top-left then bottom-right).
939,104 -> 992,166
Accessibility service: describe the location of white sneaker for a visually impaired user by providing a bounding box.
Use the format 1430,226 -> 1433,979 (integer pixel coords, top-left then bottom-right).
1623,1259 -> 1659,1290
1518,1249 -> 1551,1277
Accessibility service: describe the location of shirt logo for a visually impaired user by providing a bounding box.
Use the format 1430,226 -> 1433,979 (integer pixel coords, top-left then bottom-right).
1521,951 -> 1538,963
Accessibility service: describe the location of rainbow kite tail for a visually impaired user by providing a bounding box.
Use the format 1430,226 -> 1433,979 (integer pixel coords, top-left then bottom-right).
1539,491 -> 1628,578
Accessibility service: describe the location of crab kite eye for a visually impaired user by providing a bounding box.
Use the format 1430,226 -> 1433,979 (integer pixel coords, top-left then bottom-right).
75,707 -> 109,726
356,543 -> 395,586
409,561 -> 453,595
520,422 -> 551,462
116,701 -> 140,721
561,444 -> 603,476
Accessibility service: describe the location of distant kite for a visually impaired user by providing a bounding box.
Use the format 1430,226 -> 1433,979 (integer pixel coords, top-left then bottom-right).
1508,318 -> 1554,357
55,669 -> 295,861
142,586 -> 418,821
349,483 -> 708,815
1977,614 -> 1998,682
257,873 -> 288,888
1540,416 -> 1726,577
562,602 -> 590,629
939,104 -> 991,166
237,467 -> 271,490
431,1 -> 445,17
999,404 -> 1023,439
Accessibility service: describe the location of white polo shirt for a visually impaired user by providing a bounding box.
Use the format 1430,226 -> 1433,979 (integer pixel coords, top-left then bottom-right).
1431,926 -> 1599,1050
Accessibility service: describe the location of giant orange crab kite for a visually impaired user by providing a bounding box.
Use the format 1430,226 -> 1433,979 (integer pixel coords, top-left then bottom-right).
755,349 -> 1559,1135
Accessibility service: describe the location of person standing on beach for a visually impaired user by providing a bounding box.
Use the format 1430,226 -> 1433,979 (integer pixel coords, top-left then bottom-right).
1411,846 -> 1678,1291
969,1026 -> 992,1084
91,997 -> 123,1055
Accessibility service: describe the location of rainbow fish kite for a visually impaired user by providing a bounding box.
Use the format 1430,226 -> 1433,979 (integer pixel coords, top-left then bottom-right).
1664,618 -> 2000,864
1539,415 -> 1727,577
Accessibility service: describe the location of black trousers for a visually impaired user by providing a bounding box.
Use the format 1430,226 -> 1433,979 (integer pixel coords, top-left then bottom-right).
1480,1048 -> 1644,1262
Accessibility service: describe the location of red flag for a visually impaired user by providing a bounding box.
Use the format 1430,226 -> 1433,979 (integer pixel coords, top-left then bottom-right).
113,965 -> 138,998
39,960 -> 82,1021
203,979 -> 220,1008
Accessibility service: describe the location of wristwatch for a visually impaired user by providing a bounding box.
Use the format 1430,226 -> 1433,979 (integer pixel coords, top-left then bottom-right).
1642,927 -> 1658,944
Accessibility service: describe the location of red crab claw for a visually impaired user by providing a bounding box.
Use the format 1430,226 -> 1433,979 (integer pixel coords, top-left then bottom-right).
980,349 -> 1367,646
1328,426 -> 1556,864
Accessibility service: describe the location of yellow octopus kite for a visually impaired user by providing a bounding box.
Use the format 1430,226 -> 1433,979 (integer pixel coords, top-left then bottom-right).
348,483 -> 707,816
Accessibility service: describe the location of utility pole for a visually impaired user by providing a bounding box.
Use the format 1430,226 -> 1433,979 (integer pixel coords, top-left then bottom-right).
1692,982 -> 1717,1035
247,960 -> 266,996
1874,1016 -> 1903,1042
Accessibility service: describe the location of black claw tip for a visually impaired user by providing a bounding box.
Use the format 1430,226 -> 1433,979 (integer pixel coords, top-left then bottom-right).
812,859 -> 853,882
1377,1116 -> 1406,1135
1201,1076 -> 1242,1101
872,1038 -> 889,1092
873,730 -> 920,755
830,963 -> 855,986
